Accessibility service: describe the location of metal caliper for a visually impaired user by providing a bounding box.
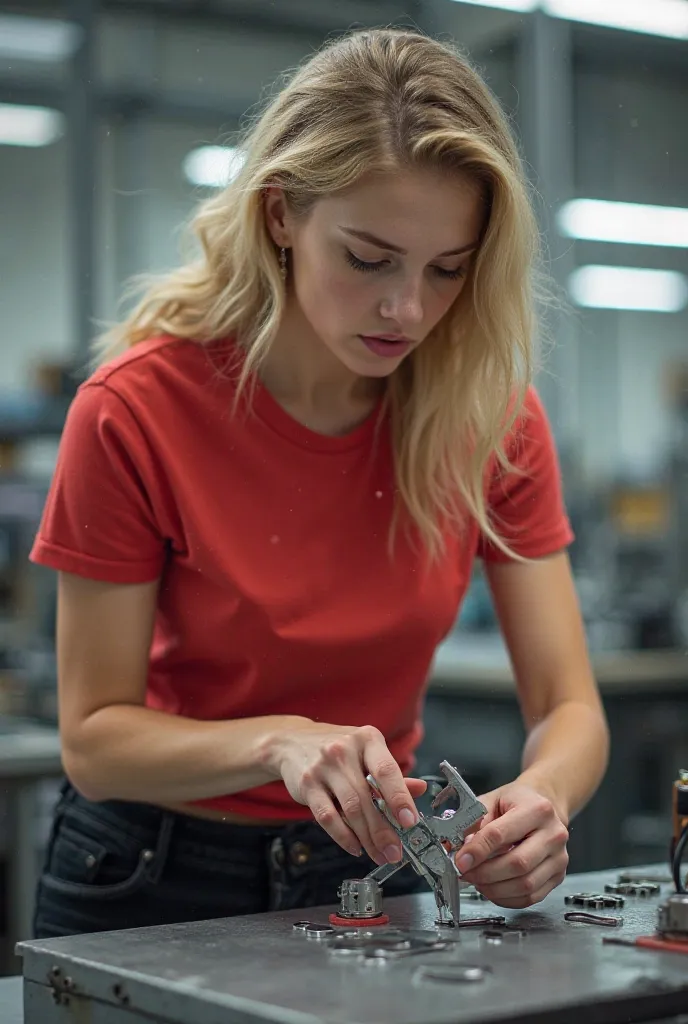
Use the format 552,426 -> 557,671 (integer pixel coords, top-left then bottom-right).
333,761 -> 486,927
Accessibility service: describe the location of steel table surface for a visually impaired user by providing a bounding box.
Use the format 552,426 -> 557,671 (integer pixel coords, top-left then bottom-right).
16,864 -> 688,1024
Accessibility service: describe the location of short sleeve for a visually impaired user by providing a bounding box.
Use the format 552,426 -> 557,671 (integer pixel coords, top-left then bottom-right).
29,382 -> 167,583
476,386 -> 574,562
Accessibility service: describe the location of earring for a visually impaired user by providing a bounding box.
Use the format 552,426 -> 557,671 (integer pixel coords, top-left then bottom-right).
279,247 -> 288,282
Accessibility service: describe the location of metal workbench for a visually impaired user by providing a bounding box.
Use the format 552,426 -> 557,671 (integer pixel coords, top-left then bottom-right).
15,864 -> 688,1023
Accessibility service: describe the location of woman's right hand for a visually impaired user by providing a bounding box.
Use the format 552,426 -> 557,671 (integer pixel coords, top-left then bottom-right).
267,719 -> 426,865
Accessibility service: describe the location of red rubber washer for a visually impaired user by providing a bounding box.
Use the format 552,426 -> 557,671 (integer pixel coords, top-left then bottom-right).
329,913 -> 390,927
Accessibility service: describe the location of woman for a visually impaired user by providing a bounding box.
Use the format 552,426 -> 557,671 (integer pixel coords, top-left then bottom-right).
30,27 -> 609,939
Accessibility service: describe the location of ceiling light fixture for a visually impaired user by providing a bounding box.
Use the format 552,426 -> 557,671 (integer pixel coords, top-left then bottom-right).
0,104 -> 64,147
448,0 -> 688,39
182,146 -> 246,189
557,199 -> 688,249
0,14 -> 81,62
568,266 -> 688,313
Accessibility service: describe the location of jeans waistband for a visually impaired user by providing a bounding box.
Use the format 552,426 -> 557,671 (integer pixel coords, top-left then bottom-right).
57,780 -> 326,851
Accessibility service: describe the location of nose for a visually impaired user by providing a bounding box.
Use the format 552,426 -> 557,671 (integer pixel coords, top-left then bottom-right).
380,277 -> 424,327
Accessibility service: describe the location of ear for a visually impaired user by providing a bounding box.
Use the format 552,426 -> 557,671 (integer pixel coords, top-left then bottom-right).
263,186 -> 291,248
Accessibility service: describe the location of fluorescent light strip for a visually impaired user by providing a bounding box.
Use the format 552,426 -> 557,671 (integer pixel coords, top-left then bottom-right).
569,266 -> 688,313
0,104 -> 64,147
544,0 -> 688,39
0,15 -> 81,61
448,0 -> 538,10
182,146 -> 246,189
557,200 -> 688,249
448,0 -> 688,39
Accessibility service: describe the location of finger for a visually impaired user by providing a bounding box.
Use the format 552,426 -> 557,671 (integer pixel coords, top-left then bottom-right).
481,866 -> 567,909
462,833 -> 543,887
455,800 -> 553,874
309,789 -> 368,859
405,778 -> 428,799
362,730 -> 420,830
331,779 -> 397,866
475,853 -> 562,902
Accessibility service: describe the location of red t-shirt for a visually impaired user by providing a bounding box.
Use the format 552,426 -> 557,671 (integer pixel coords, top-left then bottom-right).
30,336 -> 574,819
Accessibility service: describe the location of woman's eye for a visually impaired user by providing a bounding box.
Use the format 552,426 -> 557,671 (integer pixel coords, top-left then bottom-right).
345,251 -> 386,273
433,266 -> 466,281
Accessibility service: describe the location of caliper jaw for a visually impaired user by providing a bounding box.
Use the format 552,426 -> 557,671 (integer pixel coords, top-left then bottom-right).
363,760 -> 486,926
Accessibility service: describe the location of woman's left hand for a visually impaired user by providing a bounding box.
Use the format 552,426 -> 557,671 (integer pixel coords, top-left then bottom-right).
454,781 -> 569,908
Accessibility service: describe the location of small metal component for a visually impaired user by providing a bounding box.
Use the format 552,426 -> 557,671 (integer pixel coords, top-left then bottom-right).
292,921 -> 311,931
618,871 -> 672,885
141,849 -> 154,864
657,894 -> 688,941
446,916 -> 507,929
304,924 -> 335,939
481,928 -> 528,945
565,892 -> 625,910
601,937 -> 648,949
464,887 -> 489,902
564,912 -> 624,927
336,878 -> 384,919
605,882 -> 660,898
414,964 -> 492,984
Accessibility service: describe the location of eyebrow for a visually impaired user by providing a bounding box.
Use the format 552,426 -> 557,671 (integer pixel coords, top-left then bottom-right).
340,227 -> 480,258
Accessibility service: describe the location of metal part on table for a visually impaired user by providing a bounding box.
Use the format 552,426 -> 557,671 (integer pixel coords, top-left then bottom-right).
565,892 -> 625,910
605,882 -> 661,898
481,928 -> 528,945
414,964 -> 492,984
336,878 -> 384,919
618,871 -> 672,885
564,912 -> 625,927
464,886 -> 489,902
657,893 -> 688,941
362,760 -> 486,927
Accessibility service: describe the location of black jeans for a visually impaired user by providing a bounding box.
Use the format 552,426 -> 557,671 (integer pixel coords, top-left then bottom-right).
33,780 -> 424,939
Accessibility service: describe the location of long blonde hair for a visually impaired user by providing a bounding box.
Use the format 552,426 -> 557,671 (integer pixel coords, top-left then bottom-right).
96,27 -> 543,561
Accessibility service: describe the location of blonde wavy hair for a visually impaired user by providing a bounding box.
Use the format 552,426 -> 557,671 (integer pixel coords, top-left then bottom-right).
95,27 -> 543,561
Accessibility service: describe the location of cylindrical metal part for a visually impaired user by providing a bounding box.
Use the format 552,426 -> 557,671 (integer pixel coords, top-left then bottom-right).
337,878 -> 384,919
657,894 -> 688,941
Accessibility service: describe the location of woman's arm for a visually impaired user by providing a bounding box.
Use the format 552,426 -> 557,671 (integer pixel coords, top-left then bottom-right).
452,550 -> 609,907
56,572 -> 300,803
485,549 -> 609,821
56,571 -> 423,866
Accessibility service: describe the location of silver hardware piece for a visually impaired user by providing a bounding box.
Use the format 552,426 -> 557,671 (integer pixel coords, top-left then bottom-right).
481,928 -> 528,945
336,878 -> 384,920
657,894 -> 688,942
328,928 -> 451,962
414,964 -> 492,984
564,912 -> 624,927
364,761 -> 486,927
464,887 -> 489,902
605,882 -> 661,898
304,924 -> 335,939
292,921 -> 311,931
448,916 -> 507,929
565,892 -> 625,910
618,871 -> 672,885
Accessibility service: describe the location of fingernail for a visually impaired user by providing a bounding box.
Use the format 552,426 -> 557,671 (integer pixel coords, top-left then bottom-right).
456,853 -> 473,873
349,846 -> 363,857
398,808 -> 417,828
384,844 -> 402,863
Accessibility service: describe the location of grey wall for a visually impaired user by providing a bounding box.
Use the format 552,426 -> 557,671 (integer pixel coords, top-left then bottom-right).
1,11 -> 686,486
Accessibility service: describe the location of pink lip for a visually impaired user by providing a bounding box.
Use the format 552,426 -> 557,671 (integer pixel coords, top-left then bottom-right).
364,334 -> 413,343
359,334 -> 414,359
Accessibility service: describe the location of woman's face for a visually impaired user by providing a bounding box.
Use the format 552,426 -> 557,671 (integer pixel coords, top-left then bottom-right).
266,167 -> 485,380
